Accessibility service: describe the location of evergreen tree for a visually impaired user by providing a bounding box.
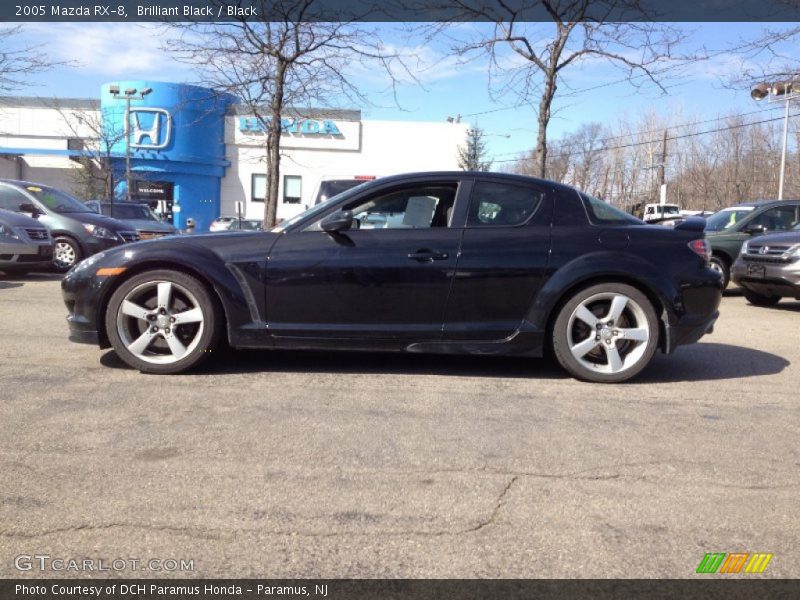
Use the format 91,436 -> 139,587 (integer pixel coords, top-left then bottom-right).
457,127 -> 493,171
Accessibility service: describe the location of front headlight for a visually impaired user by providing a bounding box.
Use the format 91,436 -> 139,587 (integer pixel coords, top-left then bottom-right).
83,224 -> 118,240
0,223 -> 20,240
787,244 -> 800,259
740,240 -> 749,255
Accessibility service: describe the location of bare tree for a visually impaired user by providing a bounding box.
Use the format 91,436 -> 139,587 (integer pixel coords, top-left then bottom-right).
426,2 -> 693,177
51,102 -> 127,201
166,1 -> 411,228
0,26 -> 58,94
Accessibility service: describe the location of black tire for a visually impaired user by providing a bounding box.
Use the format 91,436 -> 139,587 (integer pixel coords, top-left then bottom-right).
105,269 -> 223,374
744,290 -> 781,307
709,255 -> 729,289
52,236 -> 82,272
552,283 -> 659,383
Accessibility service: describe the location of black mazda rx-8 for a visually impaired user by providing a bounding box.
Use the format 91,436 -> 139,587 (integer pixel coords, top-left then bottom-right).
62,172 -> 722,383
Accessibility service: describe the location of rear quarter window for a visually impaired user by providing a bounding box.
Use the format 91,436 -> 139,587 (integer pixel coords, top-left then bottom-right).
580,192 -> 642,225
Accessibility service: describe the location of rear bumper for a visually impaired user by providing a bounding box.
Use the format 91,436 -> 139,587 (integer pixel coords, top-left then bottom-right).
661,267 -> 722,353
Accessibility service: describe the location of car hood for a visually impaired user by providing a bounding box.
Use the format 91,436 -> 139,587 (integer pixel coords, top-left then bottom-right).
750,231 -> 800,245
120,218 -> 178,233
59,211 -> 134,231
0,208 -> 44,228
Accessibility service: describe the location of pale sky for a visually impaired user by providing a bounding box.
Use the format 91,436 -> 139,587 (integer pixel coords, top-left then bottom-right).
9,21 -> 800,163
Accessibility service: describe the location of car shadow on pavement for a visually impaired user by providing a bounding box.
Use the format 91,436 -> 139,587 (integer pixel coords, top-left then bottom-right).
101,348 -> 569,380
0,281 -> 23,289
0,272 -> 62,284
638,342 -> 789,383
100,341 -> 788,382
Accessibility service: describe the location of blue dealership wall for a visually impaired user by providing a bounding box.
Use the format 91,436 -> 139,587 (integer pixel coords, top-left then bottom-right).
101,81 -> 236,231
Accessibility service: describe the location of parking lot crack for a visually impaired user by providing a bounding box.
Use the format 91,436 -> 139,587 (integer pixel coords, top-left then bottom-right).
461,474 -> 519,534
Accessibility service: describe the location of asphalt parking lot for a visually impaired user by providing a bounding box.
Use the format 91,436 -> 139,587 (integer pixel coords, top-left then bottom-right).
0,273 -> 798,578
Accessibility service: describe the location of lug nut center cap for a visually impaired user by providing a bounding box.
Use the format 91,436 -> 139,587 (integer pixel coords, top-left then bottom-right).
156,315 -> 171,328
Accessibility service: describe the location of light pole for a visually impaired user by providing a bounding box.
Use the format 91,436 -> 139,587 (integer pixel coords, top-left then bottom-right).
108,85 -> 153,202
751,80 -> 797,200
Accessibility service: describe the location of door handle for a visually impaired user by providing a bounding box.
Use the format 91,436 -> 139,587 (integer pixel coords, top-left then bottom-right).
408,250 -> 449,262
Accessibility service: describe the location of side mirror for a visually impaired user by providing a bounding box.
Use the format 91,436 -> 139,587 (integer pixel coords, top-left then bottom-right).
743,223 -> 766,235
320,210 -> 354,233
18,202 -> 40,215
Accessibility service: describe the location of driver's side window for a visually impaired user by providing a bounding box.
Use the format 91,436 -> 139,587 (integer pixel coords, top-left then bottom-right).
306,184 -> 458,231
749,205 -> 799,232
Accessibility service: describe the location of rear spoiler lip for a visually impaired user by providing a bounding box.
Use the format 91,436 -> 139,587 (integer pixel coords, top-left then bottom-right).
674,216 -> 706,233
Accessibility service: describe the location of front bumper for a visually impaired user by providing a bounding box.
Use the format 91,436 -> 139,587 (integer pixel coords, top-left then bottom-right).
62,255 -> 115,348
732,258 -> 800,299
0,240 -> 53,269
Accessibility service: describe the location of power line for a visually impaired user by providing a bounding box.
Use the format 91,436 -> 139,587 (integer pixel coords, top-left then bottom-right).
492,111 -> 798,164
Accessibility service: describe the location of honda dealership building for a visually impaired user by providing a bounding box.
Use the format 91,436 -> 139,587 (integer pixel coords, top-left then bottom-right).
0,81 -> 468,230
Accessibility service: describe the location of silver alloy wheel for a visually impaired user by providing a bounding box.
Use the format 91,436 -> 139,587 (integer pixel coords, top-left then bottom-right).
566,292 -> 650,375
115,280 -> 205,364
54,240 -> 76,268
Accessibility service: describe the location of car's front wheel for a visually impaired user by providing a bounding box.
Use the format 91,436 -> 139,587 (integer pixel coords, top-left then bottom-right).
552,283 -> 659,383
105,269 -> 222,374
53,236 -> 81,272
744,290 -> 781,307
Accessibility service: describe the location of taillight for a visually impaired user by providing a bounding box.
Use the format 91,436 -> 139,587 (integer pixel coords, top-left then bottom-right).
688,239 -> 711,262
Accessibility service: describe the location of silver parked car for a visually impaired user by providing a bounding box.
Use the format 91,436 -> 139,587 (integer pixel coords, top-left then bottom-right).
0,208 -> 53,274
732,222 -> 800,306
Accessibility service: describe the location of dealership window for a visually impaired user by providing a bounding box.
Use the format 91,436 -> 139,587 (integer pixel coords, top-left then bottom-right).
283,175 -> 302,204
251,174 -> 267,202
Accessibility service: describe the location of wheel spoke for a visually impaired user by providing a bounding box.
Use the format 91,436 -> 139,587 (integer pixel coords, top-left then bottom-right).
606,295 -> 629,322
604,344 -> 623,372
163,333 -> 187,359
574,305 -> 598,327
570,336 -> 599,359
121,300 -> 150,321
127,329 -> 156,355
172,307 -> 203,325
157,282 -> 172,309
617,327 -> 648,342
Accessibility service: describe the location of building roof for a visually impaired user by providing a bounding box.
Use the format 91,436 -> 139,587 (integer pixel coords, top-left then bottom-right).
0,96 -> 99,110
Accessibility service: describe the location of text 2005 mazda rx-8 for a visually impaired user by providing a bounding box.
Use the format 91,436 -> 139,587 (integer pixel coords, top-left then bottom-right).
62,172 -> 722,383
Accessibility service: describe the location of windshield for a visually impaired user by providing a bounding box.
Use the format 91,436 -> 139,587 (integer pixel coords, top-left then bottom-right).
273,180 -> 374,233
705,206 -> 756,232
26,185 -> 90,214
103,204 -> 154,220
662,205 -> 680,215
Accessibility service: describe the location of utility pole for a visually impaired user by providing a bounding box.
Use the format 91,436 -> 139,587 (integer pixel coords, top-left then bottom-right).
658,129 -> 668,205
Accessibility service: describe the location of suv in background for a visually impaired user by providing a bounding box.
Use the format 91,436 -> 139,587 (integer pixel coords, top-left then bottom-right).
0,180 -> 139,271
85,201 -> 179,240
732,222 -> 800,306
704,200 -> 800,287
0,208 -> 53,274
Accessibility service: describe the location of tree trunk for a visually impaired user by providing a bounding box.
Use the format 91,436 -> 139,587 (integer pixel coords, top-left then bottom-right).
264,63 -> 287,229
534,71 -> 557,178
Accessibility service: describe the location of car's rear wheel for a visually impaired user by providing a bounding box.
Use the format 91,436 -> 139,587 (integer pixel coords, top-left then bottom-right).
53,236 -> 81,272
552,283 -> 659,383
105,269 -> 222,374
744,290 -> 781,307
709,256 -> 729,288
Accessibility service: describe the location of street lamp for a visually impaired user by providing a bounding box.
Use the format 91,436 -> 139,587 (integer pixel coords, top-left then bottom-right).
751,79 -> 797,200
108,85 -> 153,202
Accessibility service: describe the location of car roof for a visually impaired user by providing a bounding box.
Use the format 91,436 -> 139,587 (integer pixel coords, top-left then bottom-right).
0,178 -> 53,188
727,199 -> 800,209
374,170 -> 570,188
